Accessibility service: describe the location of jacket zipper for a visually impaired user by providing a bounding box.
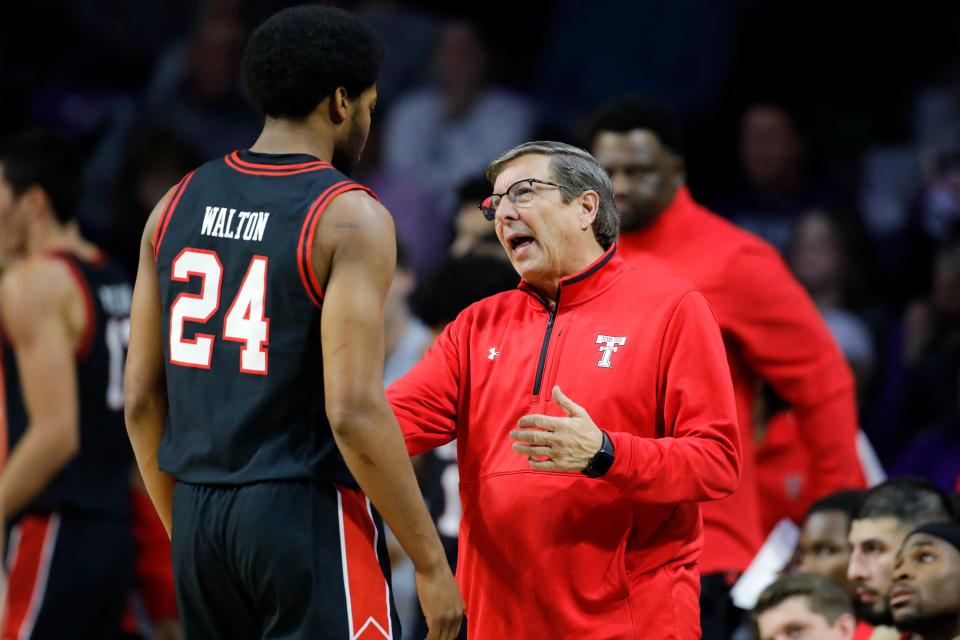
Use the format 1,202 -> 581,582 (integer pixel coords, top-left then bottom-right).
532,288 -> 560,396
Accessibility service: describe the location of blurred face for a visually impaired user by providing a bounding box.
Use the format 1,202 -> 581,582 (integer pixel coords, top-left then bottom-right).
890,534 -> 960,633
452,202 -> 494,257
491,154 -> 598,294
848,517 -> 906,624
332,85 -> 378,175
435,22 -> 486,96
740,105 -> 802,190
756,596 -> 855,640
790,212 -> 843,294
0,165 -> 28,264
932,251 -> 960,317
592,130 -> 682,231
796,511 -> 855,598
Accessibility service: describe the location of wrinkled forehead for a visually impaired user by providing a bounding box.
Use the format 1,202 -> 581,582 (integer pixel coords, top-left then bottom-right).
492,153 -> 553,193
850,517 -> 906,546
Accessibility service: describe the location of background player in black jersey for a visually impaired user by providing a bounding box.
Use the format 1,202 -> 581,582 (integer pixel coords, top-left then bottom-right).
0,131 -> 136,638
124,6 -> 462,639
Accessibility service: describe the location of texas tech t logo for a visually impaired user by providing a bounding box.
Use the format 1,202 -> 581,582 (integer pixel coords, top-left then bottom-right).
596,335 -> 627,368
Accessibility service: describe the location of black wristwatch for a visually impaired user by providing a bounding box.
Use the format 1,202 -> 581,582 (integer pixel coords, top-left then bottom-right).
581,430 -> 615,478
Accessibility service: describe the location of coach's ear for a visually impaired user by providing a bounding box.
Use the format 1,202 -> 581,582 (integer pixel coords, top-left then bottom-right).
328,86 -> 349,126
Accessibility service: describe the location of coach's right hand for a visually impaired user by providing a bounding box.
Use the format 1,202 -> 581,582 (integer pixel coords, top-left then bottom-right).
416,563 -> 464,640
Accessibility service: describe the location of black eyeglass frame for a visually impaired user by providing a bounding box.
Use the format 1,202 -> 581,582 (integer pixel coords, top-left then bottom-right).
477,178 -> 565,221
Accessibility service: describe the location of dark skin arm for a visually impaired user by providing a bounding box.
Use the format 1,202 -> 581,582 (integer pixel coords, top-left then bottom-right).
315,190 -> 463,640
124,189 -> 175,535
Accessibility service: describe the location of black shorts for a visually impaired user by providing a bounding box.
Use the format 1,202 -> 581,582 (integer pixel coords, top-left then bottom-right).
172,480 -> 400,639
3,511 -> 135,639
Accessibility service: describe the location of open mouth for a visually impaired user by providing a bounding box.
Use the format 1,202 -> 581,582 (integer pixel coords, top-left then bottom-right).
508,235 -> 535,252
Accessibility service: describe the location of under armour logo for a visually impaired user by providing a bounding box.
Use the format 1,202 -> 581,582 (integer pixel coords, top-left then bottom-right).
596,335 -> 626,368
488,347 -> 500,360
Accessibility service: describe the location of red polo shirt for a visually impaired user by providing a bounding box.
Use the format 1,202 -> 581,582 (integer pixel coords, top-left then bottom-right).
388,246 -> 740,639
618,186 -> 865,574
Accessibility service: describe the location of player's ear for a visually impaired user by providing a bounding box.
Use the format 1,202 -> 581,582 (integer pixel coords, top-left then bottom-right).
20,184 -> 52,220
327,87 -> 349,126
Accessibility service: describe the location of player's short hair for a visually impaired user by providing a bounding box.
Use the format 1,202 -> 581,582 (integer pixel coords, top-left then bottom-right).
485,141 -> 620,250
243,5 -> 385,119
855,477 -> 954,529
0,130 -> 82,224
754,573 -> 853,626
805,489 -> 864,526
589,97 -> 685,157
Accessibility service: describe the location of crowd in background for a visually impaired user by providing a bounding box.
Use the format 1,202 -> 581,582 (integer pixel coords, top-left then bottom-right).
3,0 -> 960,637
3,0 -> 960,487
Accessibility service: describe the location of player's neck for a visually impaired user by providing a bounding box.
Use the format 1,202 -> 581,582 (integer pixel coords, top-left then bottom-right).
26,218 -> 95,260
250,116 -> 334,162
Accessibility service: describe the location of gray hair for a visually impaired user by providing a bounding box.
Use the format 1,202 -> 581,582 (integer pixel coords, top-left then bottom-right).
485,141 -> 620,249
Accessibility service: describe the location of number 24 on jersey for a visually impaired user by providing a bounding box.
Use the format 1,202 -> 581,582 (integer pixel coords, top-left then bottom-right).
169,248 -> 270,375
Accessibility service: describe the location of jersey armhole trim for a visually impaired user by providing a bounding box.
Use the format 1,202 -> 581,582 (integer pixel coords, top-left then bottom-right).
297,182 -> 377,307
153,171 -> 196,263
46,254 -> 97,362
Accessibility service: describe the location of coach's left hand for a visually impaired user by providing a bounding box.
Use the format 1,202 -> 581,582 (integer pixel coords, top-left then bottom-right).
510,385 -> 604,472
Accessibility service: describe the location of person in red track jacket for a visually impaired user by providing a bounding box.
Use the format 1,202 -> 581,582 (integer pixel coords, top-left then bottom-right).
387,141 -> 741,639
590,98 -> 866,638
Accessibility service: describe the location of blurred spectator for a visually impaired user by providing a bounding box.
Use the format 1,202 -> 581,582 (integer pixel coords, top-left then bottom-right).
900,243 -> 960,431
889,522 -> 960,640
355,128 -> 449,282
848,478 -> 953,631
142,5 -> 260,158
713,102 -> 851,252
789,210 -> 877,392
103,128 -> 202,278
449,176 -> 506,260
791,490 -> 864,601
383,20 -> 535,212
384,243 -> 433,387
752,573 -> 856,640
917,150 -> 960,243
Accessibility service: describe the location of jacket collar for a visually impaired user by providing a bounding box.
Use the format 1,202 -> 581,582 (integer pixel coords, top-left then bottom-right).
519,243 -> 627,310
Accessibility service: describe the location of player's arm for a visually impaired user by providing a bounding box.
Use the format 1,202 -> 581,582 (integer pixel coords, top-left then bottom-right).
124,190 -> 175,536
316,191 -> 463,640
724,245 -> 865,504
0,259 -> 82,520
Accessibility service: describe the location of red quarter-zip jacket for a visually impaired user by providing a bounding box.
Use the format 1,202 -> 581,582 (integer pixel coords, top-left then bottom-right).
388,246 -> 740,639
618,187 -> 866,575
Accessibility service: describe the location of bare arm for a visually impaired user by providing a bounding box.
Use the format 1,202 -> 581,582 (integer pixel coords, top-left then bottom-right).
124,190 -> 175,536
0,260 -> 82,520
316,190 -> 462,638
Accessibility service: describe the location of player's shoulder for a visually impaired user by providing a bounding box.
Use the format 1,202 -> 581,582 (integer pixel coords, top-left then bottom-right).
0,254 -> 76,321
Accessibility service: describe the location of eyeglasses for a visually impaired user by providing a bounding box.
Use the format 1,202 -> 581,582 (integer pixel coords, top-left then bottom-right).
478,178 -> 564,221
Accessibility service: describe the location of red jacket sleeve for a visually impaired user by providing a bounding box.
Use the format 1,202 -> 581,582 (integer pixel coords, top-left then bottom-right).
720,244 -> 866,501
386,318 -> 461,456
604,290 -> 741,503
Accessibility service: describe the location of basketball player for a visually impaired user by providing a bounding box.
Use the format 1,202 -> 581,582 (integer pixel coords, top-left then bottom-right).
0,131 -> 136,638
123,7 -> 462,639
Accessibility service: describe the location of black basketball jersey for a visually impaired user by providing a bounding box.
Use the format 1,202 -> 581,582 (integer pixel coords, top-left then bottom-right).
2,252 -> 133,520
155,150 -> 375,486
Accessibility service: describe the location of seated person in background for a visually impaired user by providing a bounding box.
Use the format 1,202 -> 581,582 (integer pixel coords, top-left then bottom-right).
753,573 -> 857,640
848,478 -> 954,637
889,522 -> 960,640
793,490 -> 865,601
